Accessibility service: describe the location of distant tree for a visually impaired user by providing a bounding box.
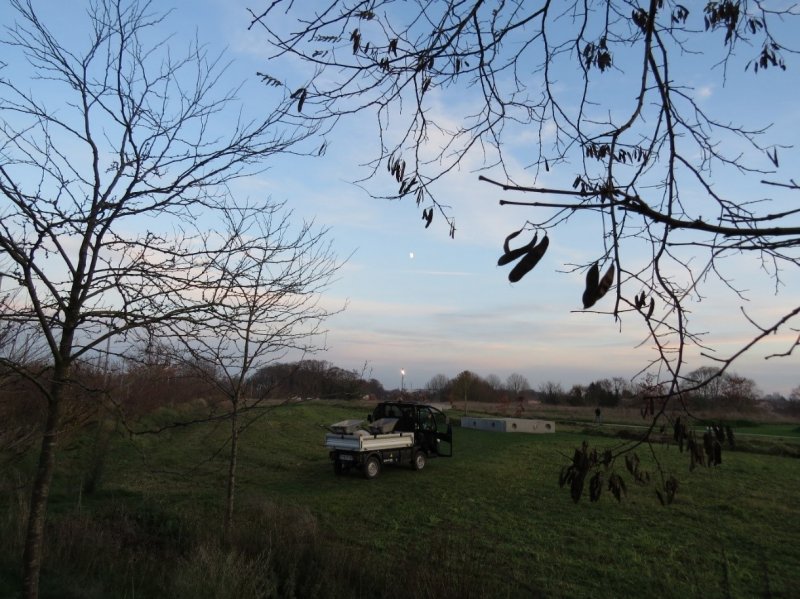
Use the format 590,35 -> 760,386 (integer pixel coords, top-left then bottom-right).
538,381 -> 565,405
323,365 -> 363,398
568,385 -> 588,407
426,373 -> 450,400
506,373 -> 530,396
151,205 -> 340,541
719,374 -> 760,410
0,1 -> 313,595
485,373 -> 503,391
448,370 -> 484,405
255,0 -> 800,501
362,378 -> 386,399
685,367 -> 727,407
611,377 -> 633,400
776,386 -> 800,417
684,367 -> 759,410
586,379 -> 619,408
247,359 -> 379,400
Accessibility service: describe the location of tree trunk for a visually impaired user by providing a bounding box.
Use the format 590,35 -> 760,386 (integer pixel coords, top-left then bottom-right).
223,400 -> 239,543
21,390 -> 62,599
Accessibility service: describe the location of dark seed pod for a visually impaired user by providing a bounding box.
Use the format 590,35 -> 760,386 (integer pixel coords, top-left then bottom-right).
498,232 -> 536,266
596,264 -> 614,298
589,471 -> 604,502
646,297 -> 655,320
584,262 -> 599,297
508,236 -> 549,283
583,262 -> 614,308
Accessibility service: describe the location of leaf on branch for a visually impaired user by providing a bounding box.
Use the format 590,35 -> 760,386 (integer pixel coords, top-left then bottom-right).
422,208 -> 433,228
570,470 -> 586,503
658,477 -> 679,506
632,8 -> 649,32
582,41 -> 613,71
256,72 -> 282,87
688,433 -> 704,470
672,5 -> 690,24
726,425 -> 736,448
704,1 -> 741,45
635,291 -> 647,310
399,176 -> 417,195
589,471 -> 604,502
421,76 -> 432,94
290,87 -> 307,112
749,43 -> 787,73
350,29 -> 361,54
388,38 -> 398,56
608,473 -> 627,502
674,416 -> 687,451
624,453 -> 639,477
387,155 -> 406,183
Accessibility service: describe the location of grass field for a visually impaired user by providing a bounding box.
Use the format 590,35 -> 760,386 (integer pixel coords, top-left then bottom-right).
2,401 -> 799,598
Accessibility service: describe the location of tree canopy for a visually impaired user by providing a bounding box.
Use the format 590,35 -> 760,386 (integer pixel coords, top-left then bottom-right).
252,0 -> 800,499
0,1 -> 322,595
252,0 -> 798,395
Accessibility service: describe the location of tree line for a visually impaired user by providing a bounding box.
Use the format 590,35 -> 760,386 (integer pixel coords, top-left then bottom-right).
423,368 -> 799,413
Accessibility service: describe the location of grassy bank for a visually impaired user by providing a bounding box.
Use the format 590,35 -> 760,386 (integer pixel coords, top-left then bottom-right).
2,402 -> 799,598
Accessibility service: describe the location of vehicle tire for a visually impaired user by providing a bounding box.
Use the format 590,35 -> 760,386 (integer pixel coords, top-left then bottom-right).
412,450 -> 427,471
363,455 -> 381,479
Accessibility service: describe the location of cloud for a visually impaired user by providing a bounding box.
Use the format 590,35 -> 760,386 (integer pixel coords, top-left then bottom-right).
696,84 -> 714,99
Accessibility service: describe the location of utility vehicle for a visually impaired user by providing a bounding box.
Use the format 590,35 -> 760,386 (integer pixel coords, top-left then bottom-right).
325,402 -> 453,479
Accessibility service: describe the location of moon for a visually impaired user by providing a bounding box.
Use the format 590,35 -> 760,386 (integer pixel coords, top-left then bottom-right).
409,251 -> 415,259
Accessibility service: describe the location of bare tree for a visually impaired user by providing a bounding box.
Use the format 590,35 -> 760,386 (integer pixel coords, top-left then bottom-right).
252,1 -> 800,500
0,1 -> 313,595
425,373 -> 449,401
485,373 -> 503,391
506,373 -> 530,396
151,204 -> 342,541
538,381 -> 565,405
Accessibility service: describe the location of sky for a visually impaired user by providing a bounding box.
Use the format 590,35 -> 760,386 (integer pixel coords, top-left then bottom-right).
2,0 -> 799,396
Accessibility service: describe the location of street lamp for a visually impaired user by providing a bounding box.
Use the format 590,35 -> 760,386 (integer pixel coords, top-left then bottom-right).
400,368 -> 405,393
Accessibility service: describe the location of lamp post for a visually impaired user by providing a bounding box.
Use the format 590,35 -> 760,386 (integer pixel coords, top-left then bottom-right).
400,368 -> 405,393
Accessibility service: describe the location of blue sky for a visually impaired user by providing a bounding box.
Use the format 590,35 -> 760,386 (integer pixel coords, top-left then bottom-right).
3,0 -> 799,395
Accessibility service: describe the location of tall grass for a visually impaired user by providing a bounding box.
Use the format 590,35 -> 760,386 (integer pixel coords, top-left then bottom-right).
2,401 -> 798,598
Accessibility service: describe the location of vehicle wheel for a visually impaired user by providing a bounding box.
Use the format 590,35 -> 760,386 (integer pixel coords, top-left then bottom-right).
363,455 -> 381,479
412,450 -> 427,471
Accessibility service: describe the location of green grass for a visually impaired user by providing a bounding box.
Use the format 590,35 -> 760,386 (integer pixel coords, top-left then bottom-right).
2,401 -> 800,598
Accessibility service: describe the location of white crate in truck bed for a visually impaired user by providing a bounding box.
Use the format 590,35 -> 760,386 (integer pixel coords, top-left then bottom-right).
324,431 -> 414,452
